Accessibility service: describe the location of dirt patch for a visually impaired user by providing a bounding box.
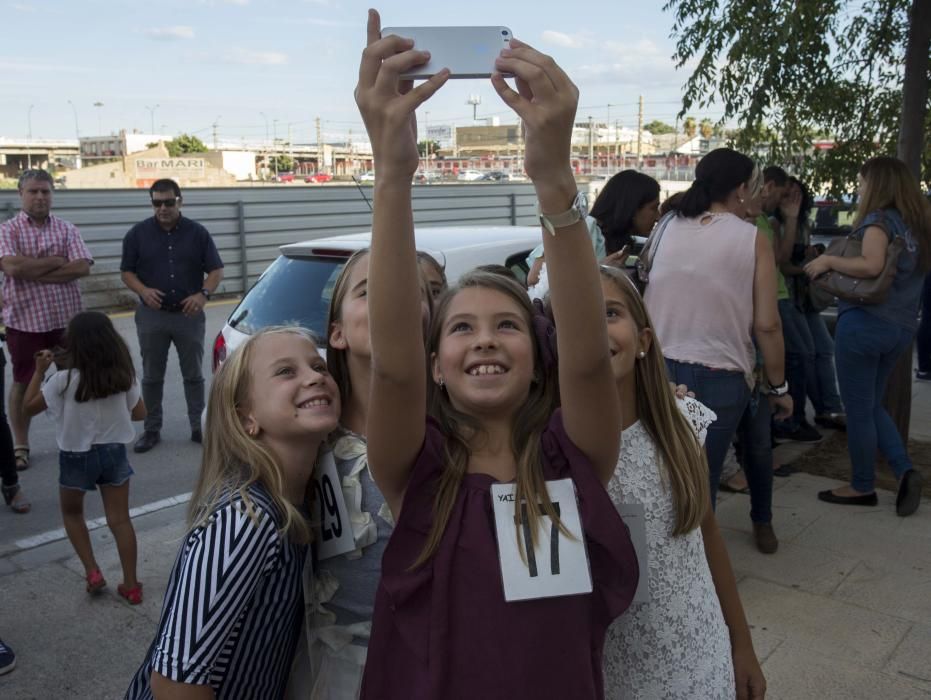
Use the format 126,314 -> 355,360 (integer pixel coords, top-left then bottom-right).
788,431 -> 931,497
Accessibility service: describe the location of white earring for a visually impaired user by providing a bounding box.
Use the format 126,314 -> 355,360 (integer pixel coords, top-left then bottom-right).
638,351 -> 646,359
438,377 -> 445,388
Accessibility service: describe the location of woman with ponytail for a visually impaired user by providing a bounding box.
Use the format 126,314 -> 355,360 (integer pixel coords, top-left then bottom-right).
643,148 -> 792,512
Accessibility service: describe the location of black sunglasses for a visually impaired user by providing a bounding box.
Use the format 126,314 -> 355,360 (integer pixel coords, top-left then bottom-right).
151,197 -> 179,208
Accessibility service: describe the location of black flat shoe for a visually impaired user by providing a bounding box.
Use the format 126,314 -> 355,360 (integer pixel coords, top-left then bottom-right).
134,431 -> 161,453
896,470 -> 924,517
817,489 -> 878,506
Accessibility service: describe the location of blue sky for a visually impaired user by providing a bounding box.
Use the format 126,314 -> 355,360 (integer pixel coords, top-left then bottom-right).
1,0 -> 717,144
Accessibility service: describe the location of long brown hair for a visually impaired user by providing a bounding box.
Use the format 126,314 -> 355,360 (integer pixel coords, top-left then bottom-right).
412,270 -> 564,568
855,156 -> 931,272
61,311 -> 135,402
189,326 -> 328,544
326,249 -> 370,407
599,267 -> 710,534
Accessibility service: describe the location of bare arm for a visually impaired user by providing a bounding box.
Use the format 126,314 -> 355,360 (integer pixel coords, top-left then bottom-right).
493,43 -> 621,483
700,508 -> 766,699
805,226 -> 888,279
1,255 -> 67,280
35,259 -> 91,283
130,397 -> 147,421
151,673 -> 215,700
771,186 -> 801,265
203,267 -> 224,293
527,255 -> 545,286
24,351 -> 53,417
356,12 -> 448,516
121,270 -> 164,310
752,231 -> 785,387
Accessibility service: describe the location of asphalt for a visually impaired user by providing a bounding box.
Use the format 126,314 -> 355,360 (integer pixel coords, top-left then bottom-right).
1,378 -> 929,699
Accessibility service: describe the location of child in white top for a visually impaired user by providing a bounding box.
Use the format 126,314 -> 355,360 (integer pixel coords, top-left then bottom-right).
25,311 -> 146,604
597,266 -> 766,699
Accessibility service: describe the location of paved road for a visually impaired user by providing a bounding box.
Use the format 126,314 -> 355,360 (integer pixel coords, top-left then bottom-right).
1,300 -> 238,547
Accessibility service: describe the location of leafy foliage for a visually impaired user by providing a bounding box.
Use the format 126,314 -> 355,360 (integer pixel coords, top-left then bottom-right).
644,119 -> 677,135
417,140 -> 441,157
683,116 -> 697,138
269,155 -> 294,172
161,134 -> 209,157
664,0 -> 930,195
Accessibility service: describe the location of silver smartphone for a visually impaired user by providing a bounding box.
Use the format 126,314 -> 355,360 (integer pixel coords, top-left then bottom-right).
382,26 -> 513,80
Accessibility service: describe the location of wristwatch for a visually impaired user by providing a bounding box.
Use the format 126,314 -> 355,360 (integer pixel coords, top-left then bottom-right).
767,379 -> 789,397
200,288 -> 212,300
538,191 -> 588,236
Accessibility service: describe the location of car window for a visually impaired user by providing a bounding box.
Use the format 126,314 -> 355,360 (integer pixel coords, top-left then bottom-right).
230,255 -> 346,342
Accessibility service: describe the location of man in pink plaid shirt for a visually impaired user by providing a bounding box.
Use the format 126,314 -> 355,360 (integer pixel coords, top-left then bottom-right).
0,169 -> 93,469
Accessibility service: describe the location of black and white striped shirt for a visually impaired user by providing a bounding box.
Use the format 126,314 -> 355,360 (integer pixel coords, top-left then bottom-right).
126,483 -> 307,699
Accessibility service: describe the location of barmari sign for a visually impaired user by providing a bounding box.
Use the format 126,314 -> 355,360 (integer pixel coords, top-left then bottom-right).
135,158 -> 206,176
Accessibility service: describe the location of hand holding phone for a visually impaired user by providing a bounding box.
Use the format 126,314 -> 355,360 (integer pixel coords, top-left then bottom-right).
382,26 -> 513,79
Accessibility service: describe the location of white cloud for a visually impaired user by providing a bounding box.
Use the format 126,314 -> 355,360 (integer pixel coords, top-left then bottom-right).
145,26 -> 195,40
223,49 -> 289,66
540,30 -> 588,49
9,2 -> 35,11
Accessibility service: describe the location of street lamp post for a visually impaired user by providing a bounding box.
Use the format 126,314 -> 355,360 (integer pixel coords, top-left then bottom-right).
259,112 -> 270,180
27,104 -> 34,169
272,119 -> 279,178
67,100 -> 81,168
145,104 -> 160,134
93,101 -> 104,135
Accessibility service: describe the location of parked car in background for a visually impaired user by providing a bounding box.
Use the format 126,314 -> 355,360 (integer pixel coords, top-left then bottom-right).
414,170 -> 441,184
305,172 -> 333,183
358,170 -> 376,183
456,169 -> 485,182
212,226 -> 542,370
481,171 -> 510,182
274,172 -> 295,183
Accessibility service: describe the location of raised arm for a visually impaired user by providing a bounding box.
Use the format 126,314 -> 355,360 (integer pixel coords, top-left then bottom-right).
492,42 -> 620,483
355,10 -> 448,515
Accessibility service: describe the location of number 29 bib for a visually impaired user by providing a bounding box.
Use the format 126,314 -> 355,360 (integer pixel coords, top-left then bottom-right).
491,478 -> 593,602
311,451 -> 355,560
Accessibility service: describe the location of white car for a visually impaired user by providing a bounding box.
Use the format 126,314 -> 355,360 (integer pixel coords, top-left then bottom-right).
211,226 -> 541,369
358,171 -> 376,182
456,169 -> 485,182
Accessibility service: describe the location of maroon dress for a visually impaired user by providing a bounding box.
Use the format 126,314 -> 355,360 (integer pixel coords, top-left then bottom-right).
361,410 -> 639,700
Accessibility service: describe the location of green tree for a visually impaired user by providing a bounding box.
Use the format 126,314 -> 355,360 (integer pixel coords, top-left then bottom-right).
682,116 -> 697,138
699,118 -> 714,139
644,119 -> 676,135
417,140 -> 441,157
269,155 -> 294,172
663,0 -> 931,194
157,134 -> 209,157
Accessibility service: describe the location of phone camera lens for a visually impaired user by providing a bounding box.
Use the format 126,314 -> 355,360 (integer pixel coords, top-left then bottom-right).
501,30 -> 509,36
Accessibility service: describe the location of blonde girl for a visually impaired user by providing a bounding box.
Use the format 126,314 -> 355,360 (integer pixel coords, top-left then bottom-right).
126,327 -> 340,700
598,266 -> 766,699
355,11 -> 637,698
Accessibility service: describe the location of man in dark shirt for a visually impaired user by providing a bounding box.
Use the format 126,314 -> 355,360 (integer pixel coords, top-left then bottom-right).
120,179 -> 224,453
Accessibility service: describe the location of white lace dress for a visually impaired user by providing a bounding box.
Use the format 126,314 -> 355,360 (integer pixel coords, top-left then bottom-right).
603,397 -> 736,699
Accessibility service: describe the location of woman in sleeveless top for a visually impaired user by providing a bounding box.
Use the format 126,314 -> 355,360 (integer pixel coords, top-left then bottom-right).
644,148 -> 793,520
804,156 -> 931,516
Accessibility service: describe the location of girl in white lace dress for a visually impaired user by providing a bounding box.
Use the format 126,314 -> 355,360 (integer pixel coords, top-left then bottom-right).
598,266 -> 766,699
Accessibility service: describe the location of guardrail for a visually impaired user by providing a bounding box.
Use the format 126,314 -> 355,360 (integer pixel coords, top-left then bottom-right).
0,183 -> 539,312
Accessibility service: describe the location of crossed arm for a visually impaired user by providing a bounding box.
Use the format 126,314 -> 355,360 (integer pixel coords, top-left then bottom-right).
1,255 -> 90,283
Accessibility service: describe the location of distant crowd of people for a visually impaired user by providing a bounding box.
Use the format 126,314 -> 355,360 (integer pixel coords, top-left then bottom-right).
2,14 -> 930,698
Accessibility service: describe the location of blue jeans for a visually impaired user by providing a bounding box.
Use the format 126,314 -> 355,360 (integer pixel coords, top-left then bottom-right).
778,299 -> 844,428
834,308 -> 914,492
665,359 -> 751,508
735,393 -> 774,524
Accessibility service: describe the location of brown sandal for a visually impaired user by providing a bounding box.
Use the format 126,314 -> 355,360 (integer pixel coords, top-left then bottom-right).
13,447 -> 29,471
2,484 -> 31,514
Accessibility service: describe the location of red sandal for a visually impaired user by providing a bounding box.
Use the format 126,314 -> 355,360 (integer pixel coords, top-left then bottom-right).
117,582 -> 143,605
86,569 -> 106,595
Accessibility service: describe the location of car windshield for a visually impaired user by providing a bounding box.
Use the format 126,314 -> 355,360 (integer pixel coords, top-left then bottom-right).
229,254 -> 347,342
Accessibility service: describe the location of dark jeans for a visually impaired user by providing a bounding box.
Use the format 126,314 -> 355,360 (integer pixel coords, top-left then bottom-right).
835,308 -> 914,492
735,393 -> 774,524
665,358 -> 751,508
918,273 -> 931,374
135,305 -> 206,433
0,349 -> 19,488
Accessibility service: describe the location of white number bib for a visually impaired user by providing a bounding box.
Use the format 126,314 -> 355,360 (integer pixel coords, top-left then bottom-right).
491,478 -> 592,602
311,451 -> 354,560
616,503 -> 650,604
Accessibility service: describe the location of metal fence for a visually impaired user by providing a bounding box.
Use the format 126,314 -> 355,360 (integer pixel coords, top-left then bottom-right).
0,183 -> 539,311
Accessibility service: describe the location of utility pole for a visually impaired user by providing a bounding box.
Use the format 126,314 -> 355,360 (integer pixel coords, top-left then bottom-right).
615,120 -> 620,160
259,112 -> 269,179
288,123 -> 293,168
26,104 -> 35,169
93,101 -> 104,135
212,116 -> 221,150
348,128 -> 353,174
315,117 -> 323,173
587,115 -> 594,175
145,104 -> 159,133
517,118 -> 523,174
272,119 -> 278,177
636,95 -> 644,170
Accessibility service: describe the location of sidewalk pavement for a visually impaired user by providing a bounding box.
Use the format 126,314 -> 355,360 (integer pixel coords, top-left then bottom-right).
1,382 -> 930,699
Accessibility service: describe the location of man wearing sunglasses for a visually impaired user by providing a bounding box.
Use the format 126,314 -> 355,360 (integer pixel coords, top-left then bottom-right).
0,169 -> 93,471
120,179 -> 224,453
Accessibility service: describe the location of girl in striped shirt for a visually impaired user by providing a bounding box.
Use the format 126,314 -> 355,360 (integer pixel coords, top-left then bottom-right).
126,327 -> 340,700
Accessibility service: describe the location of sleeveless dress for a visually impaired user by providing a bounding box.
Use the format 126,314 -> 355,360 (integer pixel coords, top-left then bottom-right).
361,409 -> 640,700
603,397 -> 736,699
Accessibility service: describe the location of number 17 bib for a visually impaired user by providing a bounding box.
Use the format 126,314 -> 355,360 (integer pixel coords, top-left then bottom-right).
491,478 -> 593,602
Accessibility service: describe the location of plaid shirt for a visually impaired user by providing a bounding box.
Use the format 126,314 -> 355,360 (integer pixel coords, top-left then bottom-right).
0,211 -> 93,332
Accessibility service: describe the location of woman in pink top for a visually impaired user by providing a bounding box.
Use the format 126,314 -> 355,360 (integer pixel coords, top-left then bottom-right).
644,148 -> 792,513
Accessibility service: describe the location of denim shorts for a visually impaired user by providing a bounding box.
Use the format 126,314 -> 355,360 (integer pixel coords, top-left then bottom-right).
59,443 -> 134,492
